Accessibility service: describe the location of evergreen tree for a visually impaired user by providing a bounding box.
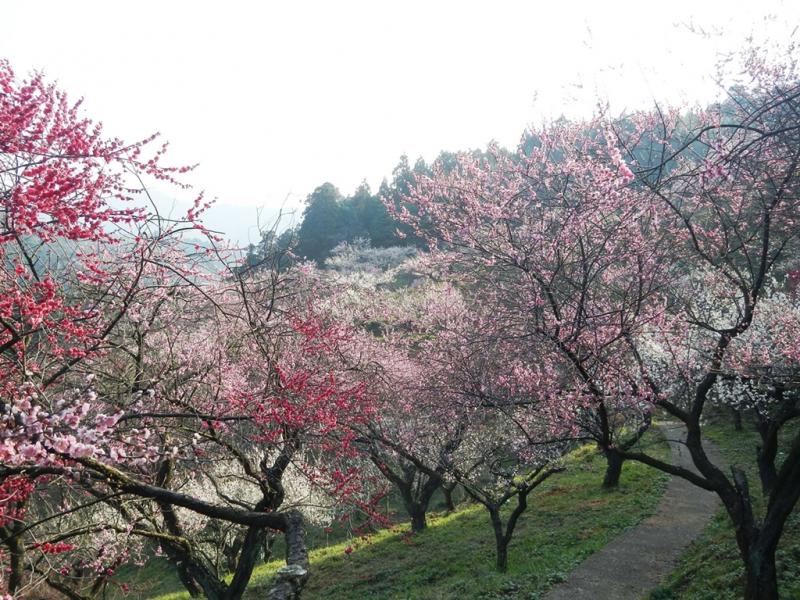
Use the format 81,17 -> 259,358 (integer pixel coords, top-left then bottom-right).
294,182 -> 346,263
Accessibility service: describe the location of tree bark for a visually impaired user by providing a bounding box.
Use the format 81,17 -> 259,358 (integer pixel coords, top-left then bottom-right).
495,538 -> 509,573
7,529 -> 24,595
733,408 -> 743,431
602,449 -> 624,489
266,510 -> 309,600
756,446 -> 778,497
488,508 -> 509,573
755,407 -> 782,497
176,561 -> 204,598
226,526 -> 267,600
726,467 -> 783,600
442,482 -> 457,512
398,479 -> 438,532
742,545 -> 779,600
410,509 -> 427,532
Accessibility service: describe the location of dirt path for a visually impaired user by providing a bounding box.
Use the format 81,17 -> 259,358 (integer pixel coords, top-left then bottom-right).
543,423 -> 722,600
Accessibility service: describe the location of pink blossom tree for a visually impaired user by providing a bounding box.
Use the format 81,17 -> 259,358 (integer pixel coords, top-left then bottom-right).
0,61 -> 376,600
392,41 -> 800,597
327,268 -> 568,566
610,45 -> 800,600
390,119 -> 669,489
345,282 -> 477,532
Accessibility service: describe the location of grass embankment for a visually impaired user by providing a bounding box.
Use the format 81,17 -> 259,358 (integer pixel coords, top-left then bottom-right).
649,418 -> 800,600
145,429 -> 669,600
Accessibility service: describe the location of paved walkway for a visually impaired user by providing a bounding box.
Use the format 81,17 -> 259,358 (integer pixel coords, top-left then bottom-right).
544,423 -> 722,600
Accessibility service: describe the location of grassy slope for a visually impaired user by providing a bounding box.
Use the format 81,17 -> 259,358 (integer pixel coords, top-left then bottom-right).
648,417 -> 800,600
149,429 -> 669,600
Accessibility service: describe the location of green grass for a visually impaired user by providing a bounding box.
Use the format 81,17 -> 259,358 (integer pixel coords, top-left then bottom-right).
648,416 -> 800,600
143,428 -> 670,600
114,560 -> 183,599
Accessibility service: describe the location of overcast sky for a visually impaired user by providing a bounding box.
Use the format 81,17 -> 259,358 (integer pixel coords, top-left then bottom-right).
3,1 -> 799,244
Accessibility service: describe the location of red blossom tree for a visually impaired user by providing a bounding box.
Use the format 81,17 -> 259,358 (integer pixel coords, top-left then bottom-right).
0,58 -> 209,596
0,60 -> 377,600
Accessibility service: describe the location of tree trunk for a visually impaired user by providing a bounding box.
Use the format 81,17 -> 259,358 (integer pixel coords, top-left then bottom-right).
602,449 -> 624,489
409,507 -> 427,532
495,538 -> 508,573
227,527 -> 267,600
263,534 -> 276,564
727,467 -> 781,600
488,509 -> 509,572
399,484 -> 431,532
756,450 -> 778,497
224,532 -> 245,573
177,563 -> 204,598
442,483 -> 457,512
743,546 -> 779,600
733,408 -> 743,431
160,542 -> 207,598
266,510 -> 309,600
7,531 -> 24,595
755,417 -> 779,497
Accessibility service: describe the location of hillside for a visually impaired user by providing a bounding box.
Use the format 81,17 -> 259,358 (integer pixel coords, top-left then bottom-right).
142,430 -> 670,600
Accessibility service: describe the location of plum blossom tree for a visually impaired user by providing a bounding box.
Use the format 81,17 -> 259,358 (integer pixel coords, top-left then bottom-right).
390,118 -> 670,489
324,266 -> 568,564
722,288 -> 800,496
610,46 -> 800,599
415,298 -> 570,573
0,58 -> 212,597
451,416 -> 565,573
391,40 -> 800,598
0,60 -> 376,600
291,258 -> 472,532
346,282 -> 475,532
107,282 -> 374,600
8,263 -> 380,600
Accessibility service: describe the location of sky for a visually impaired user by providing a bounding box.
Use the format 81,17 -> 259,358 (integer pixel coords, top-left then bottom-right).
2,1 -> 799,245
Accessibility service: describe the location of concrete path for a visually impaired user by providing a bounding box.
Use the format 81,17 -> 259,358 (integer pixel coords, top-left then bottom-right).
543,423 -> 722,600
